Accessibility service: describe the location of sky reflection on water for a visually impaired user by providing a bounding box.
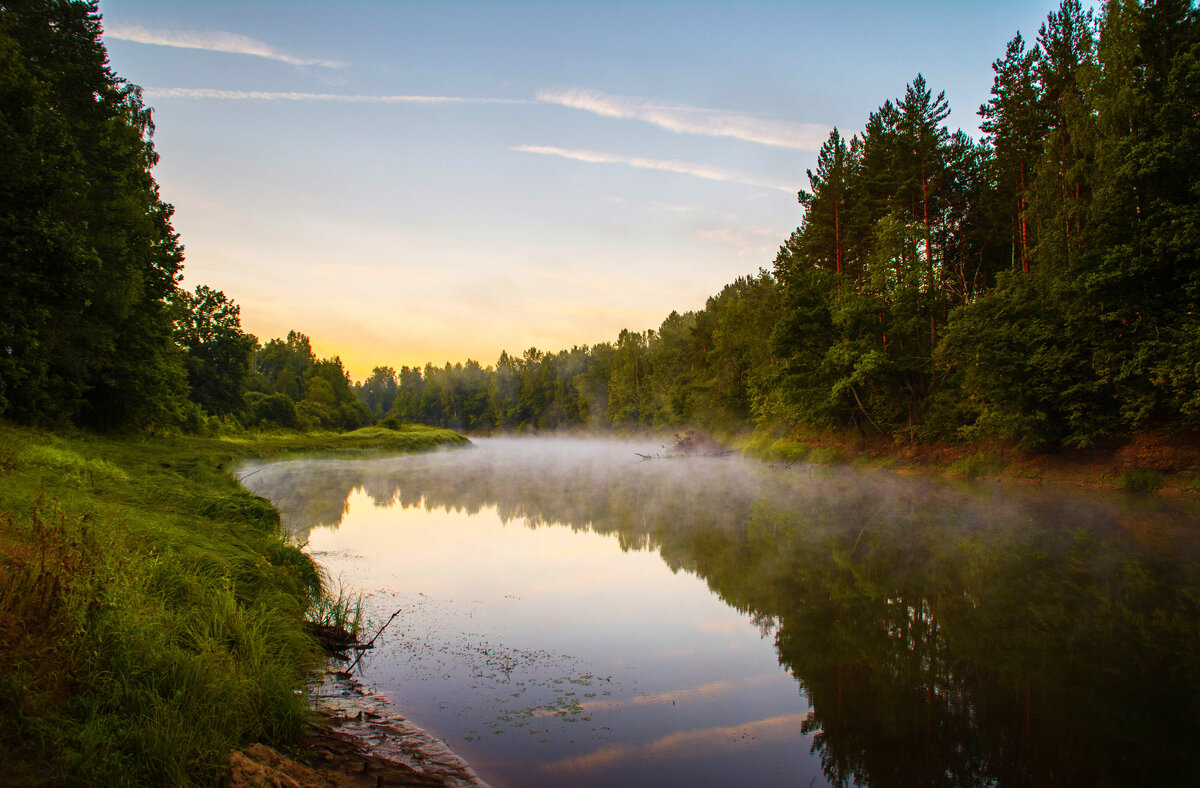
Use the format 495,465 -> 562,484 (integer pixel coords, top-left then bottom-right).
241,437 -> 1200,787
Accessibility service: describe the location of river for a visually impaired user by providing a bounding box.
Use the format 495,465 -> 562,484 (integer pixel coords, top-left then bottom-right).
240,436 -> 1200,787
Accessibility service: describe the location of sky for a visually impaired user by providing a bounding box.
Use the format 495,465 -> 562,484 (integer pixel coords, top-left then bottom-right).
98,0 -> 1061,381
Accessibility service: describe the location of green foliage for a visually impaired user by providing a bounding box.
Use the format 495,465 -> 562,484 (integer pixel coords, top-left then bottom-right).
17,443 -> 129,483
937,271 -> 1071,447
172,285 -> 257,418
768,73 -> 991,441
740,434 -> 813,463
769,438 -> 813,463
807,446 -> 847,465
376,272 -> 780,435
246,391 -> 299,430
355,366 -> 399,419
240,332 -> 373,432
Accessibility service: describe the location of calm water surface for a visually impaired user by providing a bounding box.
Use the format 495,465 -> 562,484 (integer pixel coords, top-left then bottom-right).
241,437 -> 1200,787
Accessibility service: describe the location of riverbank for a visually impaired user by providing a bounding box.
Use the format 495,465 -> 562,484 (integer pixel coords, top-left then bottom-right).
741,427 -> 1200,495
0,422 -> 467,786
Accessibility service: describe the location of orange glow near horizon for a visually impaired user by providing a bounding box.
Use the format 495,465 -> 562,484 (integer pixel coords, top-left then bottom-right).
220,268 -> 701,381
236,301 -> 675,382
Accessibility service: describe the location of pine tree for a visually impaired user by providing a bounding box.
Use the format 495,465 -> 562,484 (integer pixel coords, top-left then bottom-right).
798,129 -> 851,277
980,33 -> 1047,274
1033,0 -> 1097,270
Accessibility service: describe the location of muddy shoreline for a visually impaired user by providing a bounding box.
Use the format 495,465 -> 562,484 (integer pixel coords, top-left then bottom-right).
229,674 -> 487,788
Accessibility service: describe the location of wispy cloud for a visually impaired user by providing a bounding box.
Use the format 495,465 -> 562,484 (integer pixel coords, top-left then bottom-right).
539,88 -> 829,151
143,87 -> 528,105
105,25 -> 347,68
696,225 -> 780,256
513,145 -> 794,193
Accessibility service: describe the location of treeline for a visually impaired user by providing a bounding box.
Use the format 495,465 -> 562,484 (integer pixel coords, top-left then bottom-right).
362,0 -> 1200,448
359,274 -> 778,432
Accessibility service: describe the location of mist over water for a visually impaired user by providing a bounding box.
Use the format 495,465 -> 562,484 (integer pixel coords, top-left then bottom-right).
241,437 -> 1200,787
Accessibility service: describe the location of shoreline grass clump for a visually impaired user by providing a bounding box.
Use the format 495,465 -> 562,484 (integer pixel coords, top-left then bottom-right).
0,421 -> 465,785
308,575 -> 365,638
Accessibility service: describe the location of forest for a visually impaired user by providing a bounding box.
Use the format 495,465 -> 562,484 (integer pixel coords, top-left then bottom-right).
2,0 -> 1198,452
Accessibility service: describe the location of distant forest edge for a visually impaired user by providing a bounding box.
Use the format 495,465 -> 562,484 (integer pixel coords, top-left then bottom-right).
3,1 -> 1198,451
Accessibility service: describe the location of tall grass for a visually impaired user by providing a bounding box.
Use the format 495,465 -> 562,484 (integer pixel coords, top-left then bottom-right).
308,576 -> 365,637
0,422 -> 464,785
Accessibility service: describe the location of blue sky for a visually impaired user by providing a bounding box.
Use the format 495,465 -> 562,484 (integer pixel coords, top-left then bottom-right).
99,0 -> 1060,379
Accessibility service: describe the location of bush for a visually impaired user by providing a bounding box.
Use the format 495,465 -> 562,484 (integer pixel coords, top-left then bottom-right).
250,392 -> 299,429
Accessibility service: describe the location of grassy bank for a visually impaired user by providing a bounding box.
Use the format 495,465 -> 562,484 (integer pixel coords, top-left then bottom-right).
0,423 -> 467,786
741,427 -> 1200,494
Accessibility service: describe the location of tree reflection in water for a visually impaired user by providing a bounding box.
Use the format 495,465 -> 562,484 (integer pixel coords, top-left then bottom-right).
242,437 -> 1200,787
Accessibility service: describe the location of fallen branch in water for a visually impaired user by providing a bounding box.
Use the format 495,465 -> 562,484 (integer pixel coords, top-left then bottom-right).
344,608 -> 402,674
